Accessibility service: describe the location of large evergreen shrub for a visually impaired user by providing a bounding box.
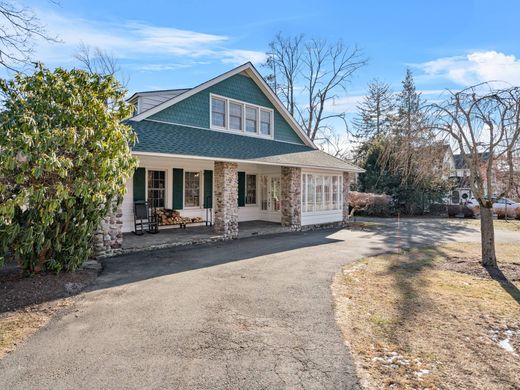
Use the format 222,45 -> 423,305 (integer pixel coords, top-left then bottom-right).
0,65 -> 137,272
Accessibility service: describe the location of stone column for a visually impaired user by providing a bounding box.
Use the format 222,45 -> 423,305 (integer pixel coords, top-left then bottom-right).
342,172 -> 351,223
93,199 -> 123,258
214,161 -> 239,238
281,166 -> 302,230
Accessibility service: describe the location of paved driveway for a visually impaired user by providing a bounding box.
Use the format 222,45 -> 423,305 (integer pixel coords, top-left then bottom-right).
1,219 -> 518,389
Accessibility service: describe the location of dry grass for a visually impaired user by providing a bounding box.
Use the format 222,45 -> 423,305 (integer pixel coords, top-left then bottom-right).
449,218 -> 520,231
346,221 -> 385,230
0,299 -> 72,359
332,243 -> 520,389
0,266 -> 97,359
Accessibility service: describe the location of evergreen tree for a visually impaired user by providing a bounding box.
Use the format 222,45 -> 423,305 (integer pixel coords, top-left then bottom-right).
355,69 -> 451,215
392,68 -> 424,139
353,79 -> 394,139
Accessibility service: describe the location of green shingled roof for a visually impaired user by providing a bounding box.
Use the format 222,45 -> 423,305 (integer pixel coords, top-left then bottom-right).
129,119 -> 363,172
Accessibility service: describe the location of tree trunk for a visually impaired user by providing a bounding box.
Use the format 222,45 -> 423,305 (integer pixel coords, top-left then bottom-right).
480,207 -> 497,267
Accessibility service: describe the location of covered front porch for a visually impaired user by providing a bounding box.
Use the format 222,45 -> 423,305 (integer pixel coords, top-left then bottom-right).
89,152 -> 354,258
121,153 -> 311,237
122,220 -> 291,253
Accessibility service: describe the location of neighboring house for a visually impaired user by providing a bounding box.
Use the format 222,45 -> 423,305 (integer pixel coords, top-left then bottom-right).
443,146 -> 495,204
97,62 -> 363,254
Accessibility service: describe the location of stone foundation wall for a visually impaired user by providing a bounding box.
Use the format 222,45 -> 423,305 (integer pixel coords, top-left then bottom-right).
281,166 -> 302,229
342,172 -> 351,223
93,201 -> 123,258
214,161 -> 239,239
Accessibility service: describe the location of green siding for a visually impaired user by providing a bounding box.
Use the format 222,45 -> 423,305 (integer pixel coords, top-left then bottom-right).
238,171 -> 246,207
172,168 -> 183,209
149,74 -> 304,145
203,170 -> 213,208
133,167 -> 146,202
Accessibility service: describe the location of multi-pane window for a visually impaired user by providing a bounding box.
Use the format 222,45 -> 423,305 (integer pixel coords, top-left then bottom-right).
246,106 -> 258,133
246,174 -> 257,204
184,172 -> 200,207
210,94 -> 273,138
211,97 -> 226,128
260,110 -> 271,135
302,173 -> 342,212
147,170 -> 165,208
332,176 -> 340,210
229,102 -> 243,130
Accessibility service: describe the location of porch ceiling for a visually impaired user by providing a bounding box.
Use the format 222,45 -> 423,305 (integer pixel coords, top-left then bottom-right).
129,119 -> 364,172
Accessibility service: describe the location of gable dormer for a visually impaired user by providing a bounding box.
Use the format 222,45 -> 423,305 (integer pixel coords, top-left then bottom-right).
130,63 -> 314,147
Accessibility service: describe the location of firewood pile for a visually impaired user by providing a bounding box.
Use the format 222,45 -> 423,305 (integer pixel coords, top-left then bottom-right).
154,208 -> 204,225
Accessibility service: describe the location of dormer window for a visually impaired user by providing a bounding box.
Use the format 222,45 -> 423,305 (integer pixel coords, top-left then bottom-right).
246,107 -> 258,133
229,102 -> 243,131
260,110 -> 272,136
211,97 -> 226,128
210,93 -> 273,138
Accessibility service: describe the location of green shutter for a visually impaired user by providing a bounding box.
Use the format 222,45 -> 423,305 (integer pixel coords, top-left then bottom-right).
172,168 -> 184,210
238,171 -> 246,207
203,170 -> 213,208
133,167 -> 146,202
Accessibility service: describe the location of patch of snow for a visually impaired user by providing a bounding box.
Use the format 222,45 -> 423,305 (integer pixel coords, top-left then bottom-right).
415,369 -> 431,377
499,338 -> 514,353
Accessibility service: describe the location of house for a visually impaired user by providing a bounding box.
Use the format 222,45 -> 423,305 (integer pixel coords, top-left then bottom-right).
94,63 -> 363,256
443,146 -> 495,204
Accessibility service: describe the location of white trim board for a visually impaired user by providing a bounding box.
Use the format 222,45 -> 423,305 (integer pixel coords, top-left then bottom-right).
132,151 -> 362,173
130,62 -> 315,148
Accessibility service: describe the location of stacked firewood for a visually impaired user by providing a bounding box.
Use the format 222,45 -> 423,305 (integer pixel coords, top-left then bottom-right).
154,209 -> 204,225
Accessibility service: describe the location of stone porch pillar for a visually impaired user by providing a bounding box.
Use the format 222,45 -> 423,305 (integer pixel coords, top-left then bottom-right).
93,199 -> 123,258
214,161 -> 239,238
281,166 -> 302,230
342,172 -> 351,223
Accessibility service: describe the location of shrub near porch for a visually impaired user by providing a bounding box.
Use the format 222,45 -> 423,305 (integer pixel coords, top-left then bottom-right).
332,243 -> 520,389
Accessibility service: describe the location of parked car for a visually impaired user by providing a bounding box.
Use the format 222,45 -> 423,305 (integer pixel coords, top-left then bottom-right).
493,198 -> 520,219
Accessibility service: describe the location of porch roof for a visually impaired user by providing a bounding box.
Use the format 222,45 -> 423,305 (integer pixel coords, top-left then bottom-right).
129,119 -> 364,172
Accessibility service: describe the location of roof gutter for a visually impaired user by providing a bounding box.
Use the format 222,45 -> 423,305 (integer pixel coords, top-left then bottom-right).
131,150 -> 364,173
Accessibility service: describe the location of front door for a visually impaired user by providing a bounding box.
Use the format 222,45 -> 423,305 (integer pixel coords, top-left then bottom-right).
260,175 -> 281,222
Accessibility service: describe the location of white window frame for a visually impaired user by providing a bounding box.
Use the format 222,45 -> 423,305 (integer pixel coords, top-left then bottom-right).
301,173 -> 343,214
245,105 -> 259,134
184,171 -> 202,209
209,93 -> 274,139
210,96 -> 227,130
228,100 -> 244,131
146,169 -> 167,208
259,109 -> 273,136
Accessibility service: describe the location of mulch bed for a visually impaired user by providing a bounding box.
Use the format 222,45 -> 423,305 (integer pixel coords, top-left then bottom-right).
440,256 -> 520,282
0,265 -> 98,315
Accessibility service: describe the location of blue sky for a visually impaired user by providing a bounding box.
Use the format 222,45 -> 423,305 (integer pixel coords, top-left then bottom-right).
20,0 -> 520,115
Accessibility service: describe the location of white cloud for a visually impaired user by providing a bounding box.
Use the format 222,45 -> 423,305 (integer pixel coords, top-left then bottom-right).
416,51 -> 520,86
325,95 -> 365,114
221,49 -> 267,66
31,10 -> 266,68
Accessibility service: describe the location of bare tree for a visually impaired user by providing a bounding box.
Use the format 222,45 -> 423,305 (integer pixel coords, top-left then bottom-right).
0,1 -> 57,71
265,33 -> 303,116
75,43 -> 127,84
430,85 -> 520,267
264,33 -> 366,143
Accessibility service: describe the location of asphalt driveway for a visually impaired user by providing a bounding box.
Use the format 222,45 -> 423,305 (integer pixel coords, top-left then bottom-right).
1,219 -> 518,389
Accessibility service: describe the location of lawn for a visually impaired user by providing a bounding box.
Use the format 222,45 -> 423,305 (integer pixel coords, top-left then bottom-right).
449,218 -> 520,231
332,243 -> 520,389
